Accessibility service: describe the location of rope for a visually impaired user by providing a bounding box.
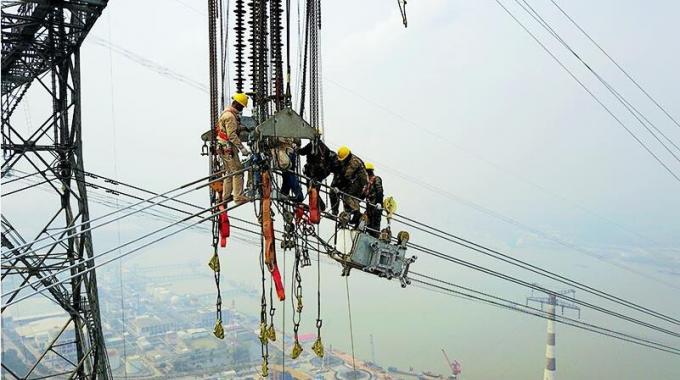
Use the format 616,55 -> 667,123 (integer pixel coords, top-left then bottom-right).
344,276 -> 356,371
341,233 -> 356,371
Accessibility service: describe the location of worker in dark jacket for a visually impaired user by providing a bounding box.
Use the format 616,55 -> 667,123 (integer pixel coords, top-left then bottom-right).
299,140 -> 339,210
331,146 -> 367,226
363,162 -> 383,237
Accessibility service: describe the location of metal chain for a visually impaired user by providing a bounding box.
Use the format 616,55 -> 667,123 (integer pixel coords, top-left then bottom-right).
257,199 -> 270,377
312,222 -> 324,358
267,277 -> 277,341
291,243 -> 304,359
206,0 -> 224,340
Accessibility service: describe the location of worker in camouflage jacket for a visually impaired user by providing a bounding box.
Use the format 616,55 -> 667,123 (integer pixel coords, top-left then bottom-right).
331,146 -> 367,227
216,93 -> 250,204
363,162 -> 384,237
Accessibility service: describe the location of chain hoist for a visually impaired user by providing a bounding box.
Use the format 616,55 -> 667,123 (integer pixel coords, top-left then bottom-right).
291,245 -> 304,359
267,281 -> 277,341
258,241 -> 269,376
206,0 -> 225,340
312,224 -> 324,358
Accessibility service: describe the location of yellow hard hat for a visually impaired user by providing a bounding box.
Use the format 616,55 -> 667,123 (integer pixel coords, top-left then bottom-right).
232,92 -> 249,107
365,162 -> 375,170
337,146 -> 351,161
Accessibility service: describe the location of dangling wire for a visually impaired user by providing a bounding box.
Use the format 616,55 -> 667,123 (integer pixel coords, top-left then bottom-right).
397,0 -> 408,28
340,231 -> 356,370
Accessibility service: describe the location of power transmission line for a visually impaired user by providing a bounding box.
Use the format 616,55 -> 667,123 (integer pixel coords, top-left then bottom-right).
92,32 -> 674,261
8,171 -> 679,357
67,169 -> 680,336
406,241 -> 680,338
410,273 -> 680,356
2,201 -> 230,309
494,0 -> 680,184
391,212 -> 680,325
514,0 -> 680,161
301,176 -> 680,334
548,0 -> 680,131
2,169 -> 245,260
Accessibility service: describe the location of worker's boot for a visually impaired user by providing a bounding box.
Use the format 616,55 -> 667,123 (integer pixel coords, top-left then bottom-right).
233,172 -> 250,205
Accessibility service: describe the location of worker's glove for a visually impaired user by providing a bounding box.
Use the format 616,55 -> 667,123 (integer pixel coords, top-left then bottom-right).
240,147 -> 251,156
376,203 -> 383,211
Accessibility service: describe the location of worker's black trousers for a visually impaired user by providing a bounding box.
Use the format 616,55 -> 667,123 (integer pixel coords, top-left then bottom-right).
366,205 -> 381,238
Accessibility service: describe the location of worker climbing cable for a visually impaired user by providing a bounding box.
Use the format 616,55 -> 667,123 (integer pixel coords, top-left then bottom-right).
216,92 -> 252,205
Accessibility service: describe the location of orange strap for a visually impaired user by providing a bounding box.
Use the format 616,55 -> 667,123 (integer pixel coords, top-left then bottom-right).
261,172 -> 285,300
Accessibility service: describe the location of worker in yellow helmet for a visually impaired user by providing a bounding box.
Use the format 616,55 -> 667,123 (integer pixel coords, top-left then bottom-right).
216,92 -> 251,205
330,146 -> 367,227
362,162 -> 384,237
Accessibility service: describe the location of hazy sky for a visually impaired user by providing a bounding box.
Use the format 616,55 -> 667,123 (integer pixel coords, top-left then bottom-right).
3,0 -> 680,379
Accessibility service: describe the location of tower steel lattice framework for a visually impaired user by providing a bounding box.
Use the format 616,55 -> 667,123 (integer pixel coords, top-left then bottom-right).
1,1 -> 111,379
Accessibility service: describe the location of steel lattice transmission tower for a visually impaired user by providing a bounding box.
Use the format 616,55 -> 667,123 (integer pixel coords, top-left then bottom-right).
1,1 -> 111,379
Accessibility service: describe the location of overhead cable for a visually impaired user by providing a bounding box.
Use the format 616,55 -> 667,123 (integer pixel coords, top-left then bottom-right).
494,0 -> 680,184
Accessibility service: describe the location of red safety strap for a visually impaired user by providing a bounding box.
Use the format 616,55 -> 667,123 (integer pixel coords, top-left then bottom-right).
219,205 -> 230,248
271,266 -> 285,301
308,187 -> 320,224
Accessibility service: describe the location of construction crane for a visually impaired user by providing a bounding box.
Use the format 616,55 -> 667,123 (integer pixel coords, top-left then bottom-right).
441,349 -> 462,380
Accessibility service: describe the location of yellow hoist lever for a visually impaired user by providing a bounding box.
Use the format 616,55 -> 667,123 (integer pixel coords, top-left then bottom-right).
291,340 -> 303,359
258,323 -> 268,345
312,336 -> 324,358
267,323 -> 277,341
213,319 -> 224,339
383,196 -> 398,223
261,358 -> 269,377
296,294 -> 303,313
208,252 -> 220,272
